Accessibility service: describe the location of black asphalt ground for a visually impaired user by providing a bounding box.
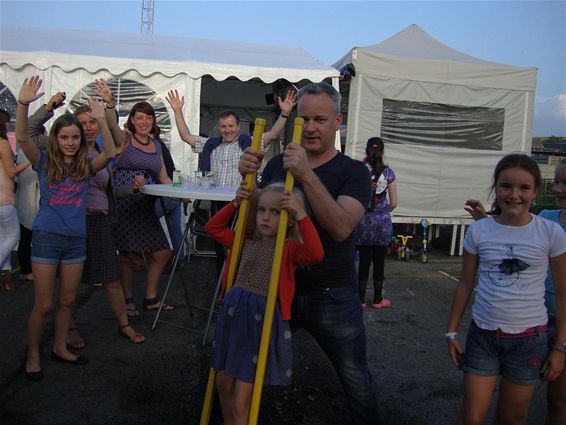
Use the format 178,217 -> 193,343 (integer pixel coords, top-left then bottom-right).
0,250 -> 546,425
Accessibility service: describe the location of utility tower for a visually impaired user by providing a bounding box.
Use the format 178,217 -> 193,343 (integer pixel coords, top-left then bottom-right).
140,0 -> 155,34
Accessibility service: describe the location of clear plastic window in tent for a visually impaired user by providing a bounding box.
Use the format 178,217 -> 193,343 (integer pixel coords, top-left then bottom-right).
381,99 -> 504,151
68,78 -> 171,147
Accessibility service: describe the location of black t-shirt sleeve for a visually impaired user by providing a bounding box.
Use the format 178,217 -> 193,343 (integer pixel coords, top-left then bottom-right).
342,159 -> 371,210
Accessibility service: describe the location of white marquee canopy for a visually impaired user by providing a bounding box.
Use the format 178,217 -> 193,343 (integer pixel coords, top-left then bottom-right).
1,25 -> 339,174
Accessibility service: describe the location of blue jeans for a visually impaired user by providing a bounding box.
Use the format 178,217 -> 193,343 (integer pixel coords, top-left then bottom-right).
291,284 -> 382,425
0,204 -> 20,271
155,198 -> 185,262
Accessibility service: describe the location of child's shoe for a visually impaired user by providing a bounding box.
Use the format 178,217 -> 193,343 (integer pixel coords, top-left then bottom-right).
371,299 -> 391,309
361,302 -> 367,308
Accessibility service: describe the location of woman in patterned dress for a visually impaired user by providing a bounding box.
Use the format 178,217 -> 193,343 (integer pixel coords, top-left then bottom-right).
355,137 -> 398,308
97,80 -> 173,316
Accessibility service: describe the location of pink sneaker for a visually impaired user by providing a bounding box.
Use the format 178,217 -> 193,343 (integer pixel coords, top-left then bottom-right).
371,299 -> 391,309
361,302 -> 367,308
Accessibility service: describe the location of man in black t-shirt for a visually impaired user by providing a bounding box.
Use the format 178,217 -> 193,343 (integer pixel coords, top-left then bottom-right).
240,82 -> 380,424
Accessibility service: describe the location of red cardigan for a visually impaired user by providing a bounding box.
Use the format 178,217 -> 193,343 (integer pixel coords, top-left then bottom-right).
205,202 -> 324,320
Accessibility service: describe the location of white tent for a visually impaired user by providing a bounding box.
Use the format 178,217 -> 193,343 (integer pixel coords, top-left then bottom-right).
0,25 -> 339,174
334,25 -> 537,227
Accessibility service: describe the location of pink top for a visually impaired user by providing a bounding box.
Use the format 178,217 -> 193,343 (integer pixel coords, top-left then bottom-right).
0,139 -> 15,205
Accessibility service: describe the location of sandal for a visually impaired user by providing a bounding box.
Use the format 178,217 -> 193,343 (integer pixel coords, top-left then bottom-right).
142,297 -> 175,312
66,327 -> 86,349
118,323 -> 146,344
125,297 -> 140,317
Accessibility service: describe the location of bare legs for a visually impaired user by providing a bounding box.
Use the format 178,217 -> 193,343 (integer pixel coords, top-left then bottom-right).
456,374 -> 536,425
119,249 -> 171,302
547,367 -> 566,425
216,371 -> 254,425
26,262 -> 83,373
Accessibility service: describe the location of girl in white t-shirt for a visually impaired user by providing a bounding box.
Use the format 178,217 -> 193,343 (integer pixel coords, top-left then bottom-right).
447,153 -> 566,425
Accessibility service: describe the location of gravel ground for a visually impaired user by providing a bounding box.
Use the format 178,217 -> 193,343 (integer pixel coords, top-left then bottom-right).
0,250 -> 547,424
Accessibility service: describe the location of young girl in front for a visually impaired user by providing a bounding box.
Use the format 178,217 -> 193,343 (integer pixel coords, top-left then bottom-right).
205,182 -> 324,425
15,76 -> 115,381
447,153 -> 566,425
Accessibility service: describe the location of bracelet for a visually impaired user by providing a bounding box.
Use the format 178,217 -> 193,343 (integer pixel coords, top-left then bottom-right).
106,104 -> 116,110
18,100 -> 29,106
280,113 -> 289,119
445,332 -> 458,340
552,346 -> 566,354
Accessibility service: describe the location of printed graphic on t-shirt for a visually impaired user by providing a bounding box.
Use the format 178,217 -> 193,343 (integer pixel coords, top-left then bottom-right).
48,179 -> 85,208
488,245 -> 530,288
374,174 -> 388,195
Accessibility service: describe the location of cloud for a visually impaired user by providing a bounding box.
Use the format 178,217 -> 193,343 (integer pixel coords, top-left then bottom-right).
558,94 -> 566,121
534,94 -> 566,136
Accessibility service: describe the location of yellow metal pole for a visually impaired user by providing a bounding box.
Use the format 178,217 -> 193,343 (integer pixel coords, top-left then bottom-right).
199,118 -> 266,425
248,117 -> 304,425
226,118 -> 266,290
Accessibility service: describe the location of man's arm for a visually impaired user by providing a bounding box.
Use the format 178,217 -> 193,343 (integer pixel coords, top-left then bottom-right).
299,167 -> 365,241
27,92 -> 65,150
166,89 -> 196,148
261,90 -> 297,143
283,143 -> 366,241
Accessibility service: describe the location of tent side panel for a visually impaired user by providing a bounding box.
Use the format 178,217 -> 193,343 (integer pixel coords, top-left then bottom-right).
345,74 -> 533,218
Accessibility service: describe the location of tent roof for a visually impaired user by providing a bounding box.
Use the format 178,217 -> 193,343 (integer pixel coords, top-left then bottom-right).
0,25 -> 338,83
334,24 -> 537,90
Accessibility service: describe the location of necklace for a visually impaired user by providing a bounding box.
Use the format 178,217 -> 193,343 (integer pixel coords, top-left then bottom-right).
133,134 -> 150,146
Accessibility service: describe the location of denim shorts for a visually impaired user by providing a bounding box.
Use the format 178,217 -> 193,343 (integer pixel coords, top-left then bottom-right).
31,230 -> 87,265
462,320 -> 548,386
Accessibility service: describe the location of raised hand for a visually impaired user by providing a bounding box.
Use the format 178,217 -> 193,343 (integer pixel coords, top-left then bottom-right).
93,79 -> 115,104
18,76 -> 45,105
278,90 -> 297,116
165,90 -> 184,112
45,92 -> 66,112
87,98 -> 106,120
464,199 -> 487,221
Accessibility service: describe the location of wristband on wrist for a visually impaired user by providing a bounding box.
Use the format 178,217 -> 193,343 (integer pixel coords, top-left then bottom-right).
552,345 -> 566,354
445,332 -> 458,341
18,100 -> 30,106
280,113 -> 289,119
106,104 -> 116,110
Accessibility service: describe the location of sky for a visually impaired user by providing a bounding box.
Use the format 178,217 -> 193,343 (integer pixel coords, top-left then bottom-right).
1,0 -> 565,136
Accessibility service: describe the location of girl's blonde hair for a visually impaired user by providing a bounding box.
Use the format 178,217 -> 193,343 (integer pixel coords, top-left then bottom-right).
45,114 -> 89,183
256,182 -> 306,241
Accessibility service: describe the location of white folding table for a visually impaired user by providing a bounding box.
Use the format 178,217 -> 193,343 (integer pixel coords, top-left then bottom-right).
140,184 -> 235,338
